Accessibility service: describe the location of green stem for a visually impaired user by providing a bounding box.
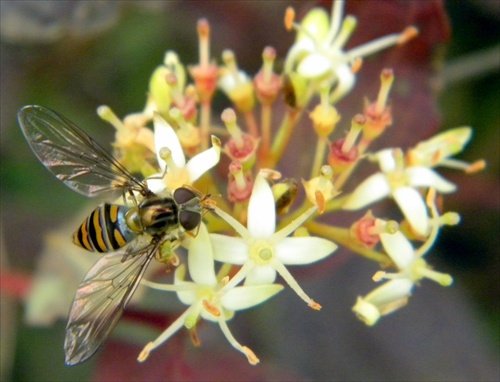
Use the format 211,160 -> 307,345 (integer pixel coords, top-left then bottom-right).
306,221 -> 389,265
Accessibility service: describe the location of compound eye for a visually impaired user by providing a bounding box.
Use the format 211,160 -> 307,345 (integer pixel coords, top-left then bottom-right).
179,210 -> 201,231
174,187 -> 197,205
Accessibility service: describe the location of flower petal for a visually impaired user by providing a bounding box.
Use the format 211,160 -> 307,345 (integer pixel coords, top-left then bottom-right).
376,148 -> 398,173
244,265 -> 277,285
379,231 -> 414,270
188,223 -> 217,286
221,284 -> 283,311
393,187 -> 429,236
247,174 -> 276,238
276,237 -> 337,264
154,114 -> 186,169
210,234 -> 248,264
185,136 -> 221,182
353,278 -> 414,326
144,176 -> 167,195
364,279 -> 414,307
174,265 -> 197,305
297,53 -> 332,79
343,173 -> 390,210
406,167 -> 456,193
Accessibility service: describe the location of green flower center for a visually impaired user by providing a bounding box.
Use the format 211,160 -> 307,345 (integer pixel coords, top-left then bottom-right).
250,240 -> 275,265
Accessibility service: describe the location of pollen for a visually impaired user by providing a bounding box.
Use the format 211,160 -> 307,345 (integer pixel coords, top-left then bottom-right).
308,300 -> 322,311
137,342 -> 154,362
243,346 -> 260,365
284,7 -> 295,31
203,299 -> 221,317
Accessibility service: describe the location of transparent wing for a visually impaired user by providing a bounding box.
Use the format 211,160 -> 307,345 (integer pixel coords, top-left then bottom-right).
64,240 -> 160,365
18,105 -> 148,198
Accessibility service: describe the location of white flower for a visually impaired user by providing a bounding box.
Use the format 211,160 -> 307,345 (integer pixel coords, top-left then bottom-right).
343,148 -> 456,236
406,127 -> 485,174
146,114 -> 221,192
138,223 -> 283,365
284,0 -> 416,102
210,172 -> 337,309
353,216 -> 453,326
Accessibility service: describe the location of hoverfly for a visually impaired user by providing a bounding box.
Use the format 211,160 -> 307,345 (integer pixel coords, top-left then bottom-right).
18,105 -> 213,365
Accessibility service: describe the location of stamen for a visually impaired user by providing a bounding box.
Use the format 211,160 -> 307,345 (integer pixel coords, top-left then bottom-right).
218,315 -> 260,365
330,15 -> 357,51
397,26 -> 419,45
137,342 -> 154,362
203,299 -> 221,317
190,327 -> 201,347
372,271 -> 386,282
284,7 -> 295,31
242,346 -> 260,365
465,159 -> 486,174
308,300 -> 322,311
350,57 -> 363,73
97,105 -> 125,131
315,190 -> 326,214
272,259 -> 320,308
272,205 -> 317,242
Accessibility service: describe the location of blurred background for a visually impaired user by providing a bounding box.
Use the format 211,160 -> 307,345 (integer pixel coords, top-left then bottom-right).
1,1 -> 498,380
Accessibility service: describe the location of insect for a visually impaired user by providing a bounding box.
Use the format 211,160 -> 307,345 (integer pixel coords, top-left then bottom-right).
18,105 -> 213,365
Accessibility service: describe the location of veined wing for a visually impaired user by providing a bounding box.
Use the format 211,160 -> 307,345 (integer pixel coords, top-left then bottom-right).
18,105 -> 148,198
64,239 -> 160,365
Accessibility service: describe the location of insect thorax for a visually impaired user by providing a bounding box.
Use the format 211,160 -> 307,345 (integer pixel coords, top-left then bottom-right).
136,196 -> 179,236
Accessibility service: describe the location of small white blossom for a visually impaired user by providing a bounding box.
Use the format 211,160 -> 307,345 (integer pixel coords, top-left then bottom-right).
146,114 -> 221,192
343,148 -> 456,236
353,214 -> 453,326
138,223 -> 282,365
210,172 -> 337,309
284,0 -> 416,102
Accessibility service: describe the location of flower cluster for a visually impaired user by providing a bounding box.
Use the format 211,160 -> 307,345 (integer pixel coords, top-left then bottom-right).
24,0 -> 485,366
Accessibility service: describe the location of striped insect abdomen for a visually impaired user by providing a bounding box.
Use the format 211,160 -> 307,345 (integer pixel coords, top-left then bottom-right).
73,204 -> 136,252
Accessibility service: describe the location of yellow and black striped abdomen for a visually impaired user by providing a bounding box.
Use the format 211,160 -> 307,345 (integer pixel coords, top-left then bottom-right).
73,204 -> 136,252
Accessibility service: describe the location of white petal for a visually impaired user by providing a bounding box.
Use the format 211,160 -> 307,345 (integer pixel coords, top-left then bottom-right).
244,265 -> 277,285
364,279 -> 414,307
276,237 -> 337,265
393,187 -> 429,236
353,278 -> 414,326
329,64 -> 355,103
343,173 -> 390,210
376,148 -> 397,173
221,284 -> 283,311
406,167 -> 457,193
247,174 -> 276,238
144,176 -> 167,195
185,145 -> 220,183
297,53 -> 331,79
188,223 -> 217,286
379,231 -> 415,270
210,234 -> 248,264
174,265 -> 197,305
154,114 -> 186,169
